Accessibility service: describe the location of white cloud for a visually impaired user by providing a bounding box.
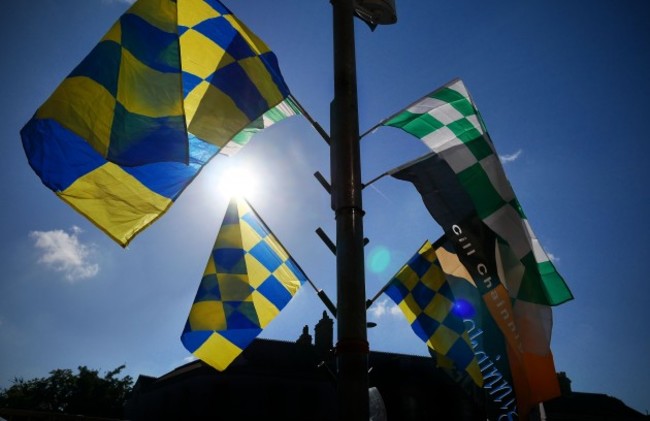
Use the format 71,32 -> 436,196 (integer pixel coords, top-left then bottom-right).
547,252 -> 559,263
368,299 -> 401,319
499,149 -> 523,164
29,226 -> 99,282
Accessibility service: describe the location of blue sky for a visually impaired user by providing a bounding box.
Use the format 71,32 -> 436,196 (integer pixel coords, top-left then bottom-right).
1,0 -> 649,415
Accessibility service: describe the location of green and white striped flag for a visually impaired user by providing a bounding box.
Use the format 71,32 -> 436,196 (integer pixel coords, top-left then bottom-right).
373,78 -> 572,307
221,96 -> 302,156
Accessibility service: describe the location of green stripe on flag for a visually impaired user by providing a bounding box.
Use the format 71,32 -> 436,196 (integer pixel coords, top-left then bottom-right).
538,261 -> 574,305
381,78 -> 573,308
457,163 -> 507,220
516,253 -> 550,304
510,198 -> 526,220
432,88 -> 465,107
518,254 -> 573,305
432,89 -> 475,117
384,110 -> 419,128
386,111 -> 445,138
447,121 -> 492,161
230,98 -> 300,146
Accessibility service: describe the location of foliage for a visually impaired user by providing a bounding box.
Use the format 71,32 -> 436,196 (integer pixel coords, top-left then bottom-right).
0,365 -> 133,418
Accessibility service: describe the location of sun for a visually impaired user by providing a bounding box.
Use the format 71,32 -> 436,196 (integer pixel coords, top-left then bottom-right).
218,164 -> 258,198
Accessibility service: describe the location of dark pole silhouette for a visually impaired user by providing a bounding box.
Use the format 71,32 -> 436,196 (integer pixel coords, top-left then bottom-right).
330,0 -> 368,419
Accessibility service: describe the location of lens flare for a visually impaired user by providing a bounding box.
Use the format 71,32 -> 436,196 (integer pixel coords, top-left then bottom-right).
451,298 -> 476,319
368,246 -> 391,274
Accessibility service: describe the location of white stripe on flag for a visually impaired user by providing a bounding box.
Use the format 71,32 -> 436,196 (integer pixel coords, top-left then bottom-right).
466,114 -> 486,135
480,155 -> 517,203
483,205 -> 531,260
429,102 -> 464,125
421,125 -> 457,152
407,96 -> 448,115
448,79 -> 469,97
524,219 -> 552,264
438,144 -> 478,174
495,241 -> 525,297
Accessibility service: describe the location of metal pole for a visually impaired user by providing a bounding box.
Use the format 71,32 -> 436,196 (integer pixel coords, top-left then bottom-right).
330,0 -> 369,419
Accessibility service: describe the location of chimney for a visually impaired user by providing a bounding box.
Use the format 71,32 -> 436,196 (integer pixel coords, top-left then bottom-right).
296,325 -> 312,346
314,311 -> 334,357
557,372 -> 572,396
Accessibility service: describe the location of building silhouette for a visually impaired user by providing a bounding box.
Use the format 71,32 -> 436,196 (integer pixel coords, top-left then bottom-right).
540,372 -> 648,421
124,312 -> 648,420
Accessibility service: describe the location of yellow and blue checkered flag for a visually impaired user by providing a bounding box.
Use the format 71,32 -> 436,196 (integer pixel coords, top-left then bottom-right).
384,240 -> 483,387
21,0 -> 299,247
181,197 -> 307,371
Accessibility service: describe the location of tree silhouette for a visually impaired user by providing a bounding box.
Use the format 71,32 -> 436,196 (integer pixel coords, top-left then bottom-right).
0,365 -> 133,418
